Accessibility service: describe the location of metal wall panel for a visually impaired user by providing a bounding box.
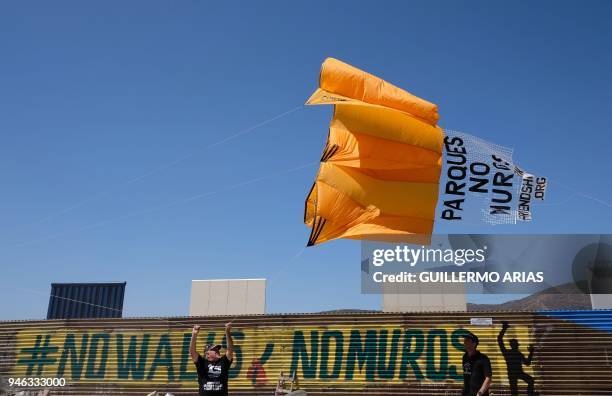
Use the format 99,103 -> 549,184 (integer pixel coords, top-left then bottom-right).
189,279 -> 266,316
46,282 -> 126,319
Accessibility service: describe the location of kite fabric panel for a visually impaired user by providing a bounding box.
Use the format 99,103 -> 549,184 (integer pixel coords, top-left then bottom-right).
304,58 -> 444,246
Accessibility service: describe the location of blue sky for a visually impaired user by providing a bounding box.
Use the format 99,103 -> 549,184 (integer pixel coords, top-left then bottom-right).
1,1 -> 611,320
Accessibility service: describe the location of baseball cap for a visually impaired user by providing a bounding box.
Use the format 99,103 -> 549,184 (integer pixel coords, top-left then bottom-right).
205,344 -> 222,353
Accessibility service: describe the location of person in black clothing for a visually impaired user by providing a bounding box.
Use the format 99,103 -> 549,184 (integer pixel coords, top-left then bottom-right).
462,332 -> 492,396
498,321 -> 538,395
189,322 -> 234,396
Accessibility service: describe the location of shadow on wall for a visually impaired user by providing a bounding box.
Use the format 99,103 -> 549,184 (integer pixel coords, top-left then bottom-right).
498,321 -> 539,396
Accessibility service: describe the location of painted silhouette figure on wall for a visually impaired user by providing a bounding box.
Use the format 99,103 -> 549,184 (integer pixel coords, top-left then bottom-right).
498,321 -> 538,395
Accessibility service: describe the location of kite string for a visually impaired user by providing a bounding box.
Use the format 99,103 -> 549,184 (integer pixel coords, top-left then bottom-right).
3,104 -> 304,236
2,160 -> 318,251
5,158 -> 314,325
12,245 -> 307,330
4,104 -> 311,331
546,178 -> 612,208
510,150 -> 611,209
225,247 -> 306,325
510,165 -> 612,209
443,128 -> 611,210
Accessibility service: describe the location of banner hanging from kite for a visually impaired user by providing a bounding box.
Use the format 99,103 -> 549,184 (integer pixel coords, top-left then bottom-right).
439,129 -> 547,225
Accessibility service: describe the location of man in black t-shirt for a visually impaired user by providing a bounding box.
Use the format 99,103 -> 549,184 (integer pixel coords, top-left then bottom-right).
189,322 -> 234,396
462,332 -> 492,396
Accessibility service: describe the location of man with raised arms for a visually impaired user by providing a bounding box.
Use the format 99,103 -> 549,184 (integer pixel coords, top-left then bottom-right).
190,322 -> 234,396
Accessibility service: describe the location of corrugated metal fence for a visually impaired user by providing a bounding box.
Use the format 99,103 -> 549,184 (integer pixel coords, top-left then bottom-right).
1,310 -> 611,395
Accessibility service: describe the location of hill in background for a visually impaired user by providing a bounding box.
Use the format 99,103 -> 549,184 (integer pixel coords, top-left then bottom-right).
467,283 -> 592,311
